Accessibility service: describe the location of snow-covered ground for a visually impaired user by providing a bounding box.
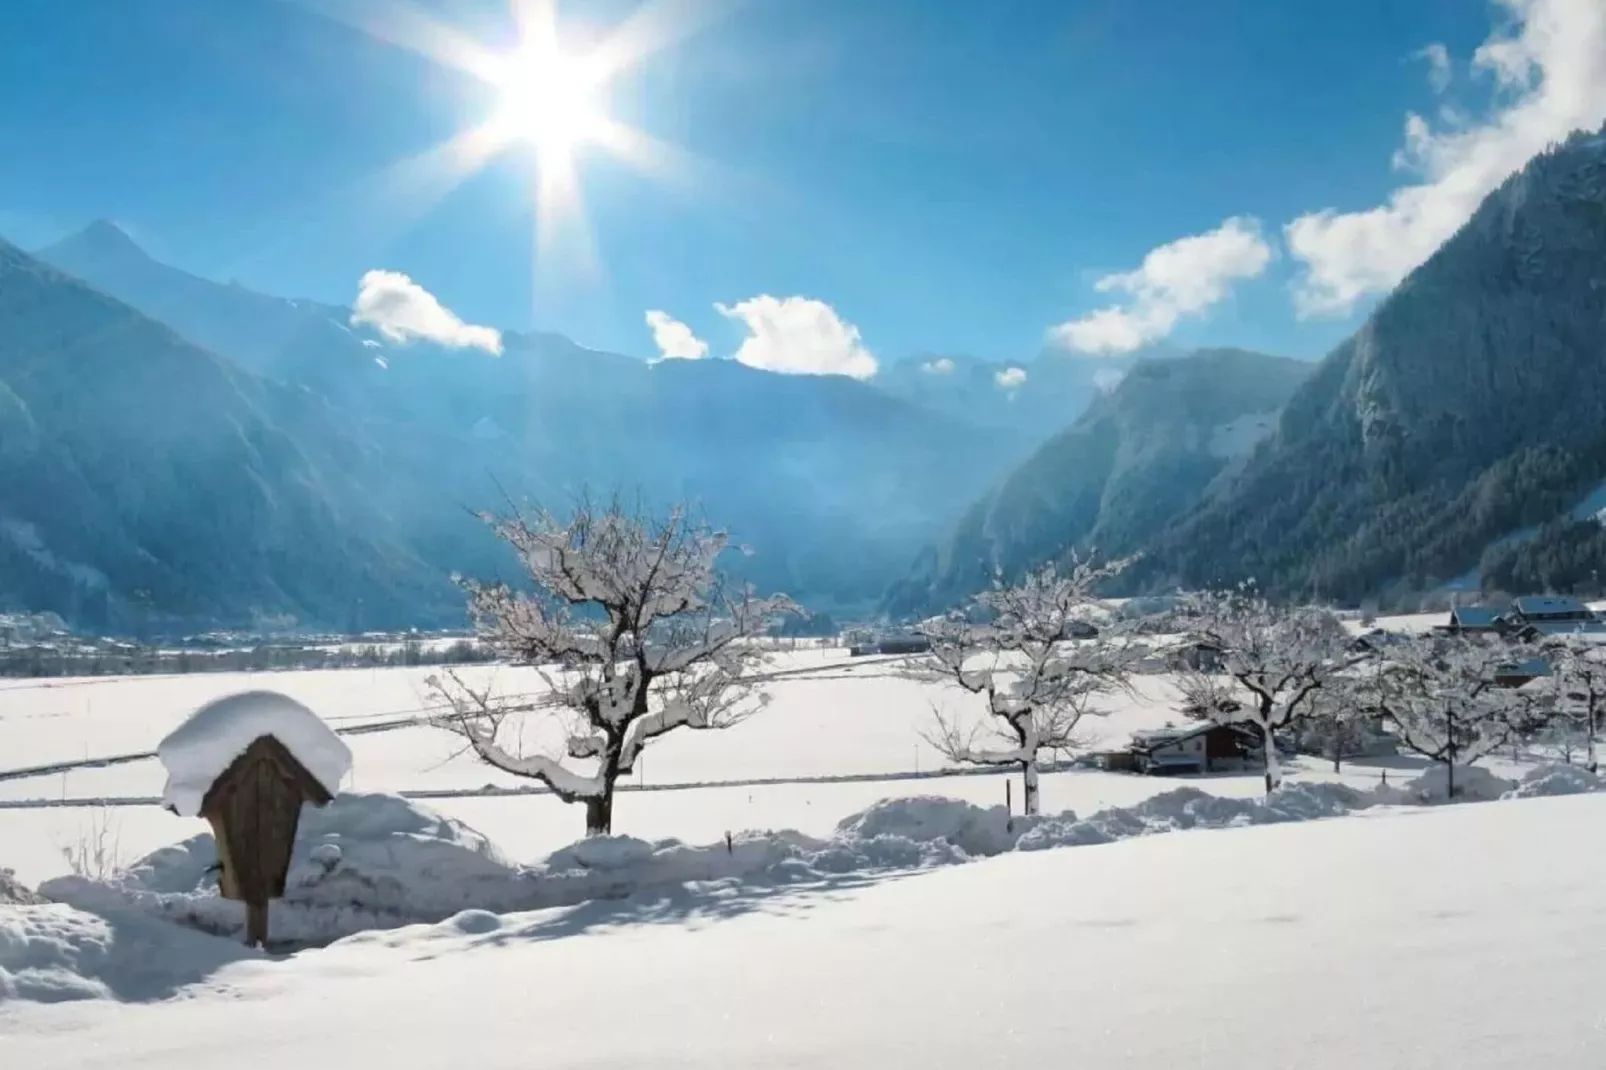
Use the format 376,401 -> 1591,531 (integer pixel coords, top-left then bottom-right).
0,653 -> 1260,886
6,790 -> 1604,1067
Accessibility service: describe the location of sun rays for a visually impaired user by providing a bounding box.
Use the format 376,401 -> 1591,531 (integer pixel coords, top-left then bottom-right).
309,0 -> 723,301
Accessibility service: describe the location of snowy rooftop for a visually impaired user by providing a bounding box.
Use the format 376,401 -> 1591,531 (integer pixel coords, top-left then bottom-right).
1513,595 -> 1593,618
156,691 -> 353,817
1449,605 -> 1501,628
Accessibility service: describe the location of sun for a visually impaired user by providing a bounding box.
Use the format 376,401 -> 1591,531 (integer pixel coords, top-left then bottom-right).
316,0 -> 715,302
485,43 -> 609,164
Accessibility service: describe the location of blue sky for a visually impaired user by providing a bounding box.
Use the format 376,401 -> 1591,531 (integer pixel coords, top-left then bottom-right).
1,0 -> 1602,374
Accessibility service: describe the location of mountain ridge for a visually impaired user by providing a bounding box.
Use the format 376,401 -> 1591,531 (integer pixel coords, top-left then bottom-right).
1121,125 -> 1606,603
885,347 -> 1310,615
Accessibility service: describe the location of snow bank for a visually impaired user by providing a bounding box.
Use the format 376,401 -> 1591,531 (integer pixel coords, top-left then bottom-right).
832,796 -> 1028,858
39,783 -> 1381,953
1501,763 -> 1606,799
156,690 -> 352,816
0,901 -> 255,1005
39,757 -> 1596,977
1015,782 -> 1371,851
1394,765 -> 1516,804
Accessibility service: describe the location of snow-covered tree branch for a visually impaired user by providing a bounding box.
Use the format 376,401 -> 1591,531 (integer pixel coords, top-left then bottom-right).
1356,634 -> 1518,798
1539,635 -> 1606,773
910,556 -> 1138,815
1174,588 -> 1356,794
428,498 -> 797,836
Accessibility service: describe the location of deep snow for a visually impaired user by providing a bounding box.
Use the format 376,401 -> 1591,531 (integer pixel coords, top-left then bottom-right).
9,762 -> 1594,961
4,790 -> 1604,1068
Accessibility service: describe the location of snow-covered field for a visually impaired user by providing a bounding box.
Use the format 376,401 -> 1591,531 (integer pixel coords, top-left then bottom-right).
0,651 -> 1294,886
8,644 -> 1603,1065
7,791 -> 1605,1067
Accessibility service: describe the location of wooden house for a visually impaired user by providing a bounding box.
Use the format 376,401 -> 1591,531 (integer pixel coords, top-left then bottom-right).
1441,605 -> 1503,635
1127,723 -> 1260,775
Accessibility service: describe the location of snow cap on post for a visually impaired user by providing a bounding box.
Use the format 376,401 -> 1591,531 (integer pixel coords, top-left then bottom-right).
156,691 -> 353,817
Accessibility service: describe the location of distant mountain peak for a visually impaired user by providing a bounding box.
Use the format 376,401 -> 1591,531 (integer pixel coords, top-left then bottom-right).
44,218 -> 151,264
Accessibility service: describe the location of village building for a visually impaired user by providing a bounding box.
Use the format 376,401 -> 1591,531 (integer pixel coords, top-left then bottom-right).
1121,723 -> 1262,775
1441,605 -> 1503,634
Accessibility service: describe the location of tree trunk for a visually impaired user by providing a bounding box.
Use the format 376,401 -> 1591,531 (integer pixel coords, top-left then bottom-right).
585,790 -> 615,837
1446,713 -> 1457,799
1020,759 -> 1040,816
1261,721 -> 1280,796
585,754 -> 621,836
245,900 -> 269,949
1590,708 -> 1598,775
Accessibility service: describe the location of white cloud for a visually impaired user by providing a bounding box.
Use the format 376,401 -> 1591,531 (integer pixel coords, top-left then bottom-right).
995,366 -> 1027,390
1049,217 -> 1273,355
714,295 -> 878,379
1415,42 -> 1453,94
644,309 -> 708,361
350,270 -> 502,354
1093,367 -> 1126,394
921,357 -> 956,375
1286,0 -> 1606,315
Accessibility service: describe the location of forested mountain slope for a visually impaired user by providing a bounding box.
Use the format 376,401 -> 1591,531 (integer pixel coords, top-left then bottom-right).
0,239 -> 445,632
1127,126 -> 1606,603
886,348 -> 1309,614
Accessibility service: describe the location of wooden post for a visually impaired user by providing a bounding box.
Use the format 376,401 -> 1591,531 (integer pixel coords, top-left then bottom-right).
1005,778 -> 1012,814
246,900 -> 269,949
197,734 -> 335,949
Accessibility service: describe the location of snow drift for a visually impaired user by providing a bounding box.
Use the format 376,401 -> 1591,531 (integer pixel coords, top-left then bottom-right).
40,783 -> 1381,954
1501,763 -> 1606,799
26,765 -> 1606,1001
0,901 -> 257,1004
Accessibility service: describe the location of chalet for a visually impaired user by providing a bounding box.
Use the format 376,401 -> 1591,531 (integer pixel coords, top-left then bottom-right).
1510,620 -> 1606,643
1126,723 -> 1261,775
1441,605 -> 1503,635
1509,595 -> 1595,626
849,635 -> 932,657
1168,640 -> 1225,672
1498,596 -> 1606,643
1349,627 -> 1408,653
1493,657 -> 1551,688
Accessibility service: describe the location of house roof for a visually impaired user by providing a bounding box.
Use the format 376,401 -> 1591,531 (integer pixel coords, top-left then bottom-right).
1130,723 -> 1251,753
1449,605 -> 1501,628
1513,595 -> 1592,618
1130,725 -> 1209,749
1494,657 -> 1551,679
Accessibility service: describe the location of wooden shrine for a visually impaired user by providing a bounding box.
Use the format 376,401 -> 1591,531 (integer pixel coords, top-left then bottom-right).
198,733 -> 334,948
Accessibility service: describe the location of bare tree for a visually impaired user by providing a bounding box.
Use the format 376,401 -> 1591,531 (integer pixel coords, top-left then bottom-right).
1358,634 -> 1518,798
1541,635 -> 1606,773
428,498 -> 796,836
1175,588 -> 1356,795
1299,684 -> 1376,773
911,557 -> 1137,816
